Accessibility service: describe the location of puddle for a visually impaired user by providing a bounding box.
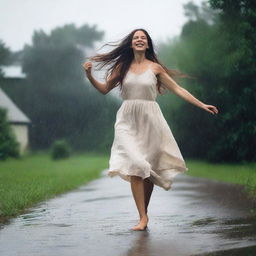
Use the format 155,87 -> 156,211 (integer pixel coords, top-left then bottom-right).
192,245 -> 256,256
191,217 -> 218,226
83,195 -> 129,203
214,215 -> 256,239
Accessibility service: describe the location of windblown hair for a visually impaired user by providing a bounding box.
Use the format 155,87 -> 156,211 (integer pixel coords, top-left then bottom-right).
86,28 -> 191,94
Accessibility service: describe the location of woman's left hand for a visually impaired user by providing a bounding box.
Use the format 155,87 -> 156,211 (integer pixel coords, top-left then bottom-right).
202,104 -> 219,115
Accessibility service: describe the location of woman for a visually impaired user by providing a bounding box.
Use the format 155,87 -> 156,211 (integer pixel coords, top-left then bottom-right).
82,28 -> 218,231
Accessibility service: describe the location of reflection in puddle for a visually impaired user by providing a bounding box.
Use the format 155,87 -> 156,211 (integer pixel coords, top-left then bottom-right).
125,231 -> 151,256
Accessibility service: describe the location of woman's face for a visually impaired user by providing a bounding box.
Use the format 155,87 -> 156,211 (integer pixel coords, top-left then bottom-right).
131,30 -> 149,52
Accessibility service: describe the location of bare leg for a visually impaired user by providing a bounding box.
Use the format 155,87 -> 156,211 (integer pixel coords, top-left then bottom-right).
143,178 -> 154,214
130,176 -> 149,231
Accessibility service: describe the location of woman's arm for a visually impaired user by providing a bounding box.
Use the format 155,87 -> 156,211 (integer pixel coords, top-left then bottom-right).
156,64 -> 218,115
82,62 -> 119,95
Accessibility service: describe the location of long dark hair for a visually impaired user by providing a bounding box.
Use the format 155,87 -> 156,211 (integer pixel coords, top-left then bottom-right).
87,28 -> 190,94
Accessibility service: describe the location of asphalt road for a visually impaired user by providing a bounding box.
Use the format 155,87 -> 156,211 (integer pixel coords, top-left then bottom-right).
0,170 -> 256,256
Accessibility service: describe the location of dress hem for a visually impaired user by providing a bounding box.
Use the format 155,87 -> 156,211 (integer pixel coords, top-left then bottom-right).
107,166 -> 188,191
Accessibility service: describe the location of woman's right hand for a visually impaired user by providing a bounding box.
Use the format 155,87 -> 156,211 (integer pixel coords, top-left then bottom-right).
82,61 -> 92,77
202,103 -> 219,115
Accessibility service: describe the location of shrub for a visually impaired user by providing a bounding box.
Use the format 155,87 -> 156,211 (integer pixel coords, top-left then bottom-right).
50,139 -> 71,160
0,107 -> 20,160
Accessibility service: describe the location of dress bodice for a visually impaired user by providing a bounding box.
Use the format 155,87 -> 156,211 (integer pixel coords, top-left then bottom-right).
120,68 -> 158,101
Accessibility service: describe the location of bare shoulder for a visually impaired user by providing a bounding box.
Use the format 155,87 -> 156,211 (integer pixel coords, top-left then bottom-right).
150,62 -> 168,76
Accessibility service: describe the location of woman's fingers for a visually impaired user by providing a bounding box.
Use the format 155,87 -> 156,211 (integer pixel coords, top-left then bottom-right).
82,61 -> 92,71
211,105 -> 218,114
206,105 -> 218,115
82,62 -> 93,78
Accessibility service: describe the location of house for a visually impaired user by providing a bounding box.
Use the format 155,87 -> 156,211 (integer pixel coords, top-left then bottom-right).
0,65 -> 30,154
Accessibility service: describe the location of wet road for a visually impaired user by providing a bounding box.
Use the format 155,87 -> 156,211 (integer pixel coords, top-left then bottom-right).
0,170 -> 256,256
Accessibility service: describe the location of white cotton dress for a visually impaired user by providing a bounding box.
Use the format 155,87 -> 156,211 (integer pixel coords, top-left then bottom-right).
107,64 -> 188,191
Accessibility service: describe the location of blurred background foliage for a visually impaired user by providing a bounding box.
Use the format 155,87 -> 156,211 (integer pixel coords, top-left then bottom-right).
1,24 -> 120,154
0,0 -> 255,163
158,0 -> 255,163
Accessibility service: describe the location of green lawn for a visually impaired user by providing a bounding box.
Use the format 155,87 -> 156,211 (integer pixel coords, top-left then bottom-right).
186,159 -> 256,198
0,153 -> 255,223
0,152 -> 109,222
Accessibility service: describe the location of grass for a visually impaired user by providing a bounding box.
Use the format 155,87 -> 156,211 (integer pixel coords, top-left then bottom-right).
0,152 -> 109,223
185,159 -> 256,199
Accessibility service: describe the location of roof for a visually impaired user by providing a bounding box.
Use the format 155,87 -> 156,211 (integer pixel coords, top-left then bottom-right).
1,65 -> 26,78
0,87 -> 31,123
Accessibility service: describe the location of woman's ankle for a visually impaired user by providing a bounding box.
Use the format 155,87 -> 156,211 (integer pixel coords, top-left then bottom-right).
140,214 -> 148,219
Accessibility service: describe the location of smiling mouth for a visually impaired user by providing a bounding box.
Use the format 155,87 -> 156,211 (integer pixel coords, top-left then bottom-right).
135,43 -> 145,47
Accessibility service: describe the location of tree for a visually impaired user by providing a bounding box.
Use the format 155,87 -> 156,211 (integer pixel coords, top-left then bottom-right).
158,0 -> 256,162
20,24 -> 119,152
207,0 -> 256,162
0,40 -> 11,77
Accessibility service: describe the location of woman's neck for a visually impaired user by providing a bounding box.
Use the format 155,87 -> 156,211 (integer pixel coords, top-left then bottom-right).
133,52 -> 147,64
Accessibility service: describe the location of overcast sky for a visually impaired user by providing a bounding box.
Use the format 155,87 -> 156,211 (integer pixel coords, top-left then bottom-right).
0,0 -> 204,52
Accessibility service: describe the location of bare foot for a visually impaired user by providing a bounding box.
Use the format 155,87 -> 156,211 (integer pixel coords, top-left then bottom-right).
131,215 -> 149,231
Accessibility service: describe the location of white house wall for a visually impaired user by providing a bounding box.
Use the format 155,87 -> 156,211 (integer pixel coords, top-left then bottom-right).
10,124 -> 29,154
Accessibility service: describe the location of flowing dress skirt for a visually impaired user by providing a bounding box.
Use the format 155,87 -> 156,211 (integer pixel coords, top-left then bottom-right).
107,99 -> 188,191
